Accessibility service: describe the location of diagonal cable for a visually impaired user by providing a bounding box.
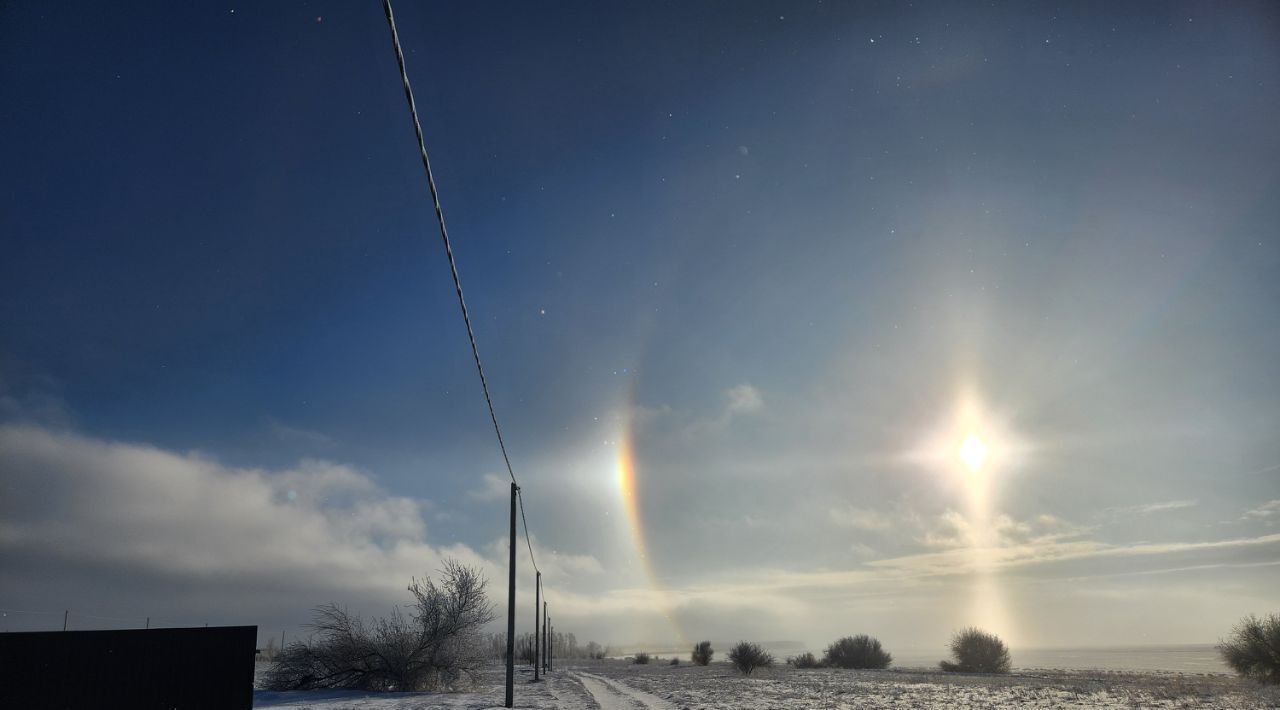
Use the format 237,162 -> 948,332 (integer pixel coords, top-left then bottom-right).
382,0 -> 541,577
518,490 -> 539,573
381,0 -> 518,488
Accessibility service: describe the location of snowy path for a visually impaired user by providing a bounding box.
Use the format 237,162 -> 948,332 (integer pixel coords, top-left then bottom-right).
572,671 -> 676,710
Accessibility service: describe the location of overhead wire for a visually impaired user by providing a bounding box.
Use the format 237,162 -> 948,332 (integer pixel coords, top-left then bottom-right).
380,0 -> 543,581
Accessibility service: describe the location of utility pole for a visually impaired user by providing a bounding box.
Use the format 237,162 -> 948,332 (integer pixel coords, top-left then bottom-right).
534,571 -> 541,681
543,602 -> 549,672
63,610 -> 68,632
145,617 -> 149,630
505,482 -> 517,708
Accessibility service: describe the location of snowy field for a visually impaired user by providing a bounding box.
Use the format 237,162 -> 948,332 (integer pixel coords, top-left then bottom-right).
253,660 -> 1280,709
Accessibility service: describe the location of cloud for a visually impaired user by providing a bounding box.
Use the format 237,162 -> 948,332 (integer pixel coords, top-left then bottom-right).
828,505 -> 893,532
0,373 -> 73,429
1242,500 -> 1280,521
1103,499 -> 1198,516
1,421 -> 1274,649
921,510 -> 1091,551
658,383 -> 766,439
0,424 -> 493,613
0,424 -> 617,641
868,530 -> 1280,579
265,417 -> 334,448
724,383 -> 763,416
0,424 -> 524,637
467,472 -> 513,502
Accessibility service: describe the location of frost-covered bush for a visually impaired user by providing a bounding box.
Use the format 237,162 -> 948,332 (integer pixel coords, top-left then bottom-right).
265,559 -> 494,691
728,641 -> 774,675
669,657 -> 679,666
788,651 -> 822,668
824,635 -> 892,669
633,652 -> 651,664
939,628 -> 1011,674
1219,613 -> 1280,684
692,640 -> 714,666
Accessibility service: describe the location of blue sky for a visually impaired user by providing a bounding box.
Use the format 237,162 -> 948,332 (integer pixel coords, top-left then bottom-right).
2,1 -> 1278,651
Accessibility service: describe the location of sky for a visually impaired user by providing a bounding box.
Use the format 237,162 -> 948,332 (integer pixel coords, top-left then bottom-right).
2,0 -> 1279,655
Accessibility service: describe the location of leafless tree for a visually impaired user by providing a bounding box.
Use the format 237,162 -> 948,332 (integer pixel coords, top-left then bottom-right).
691,640 -> 714,666
1219,613 -> 1280,685
265,559 -> 495,691
824,635 -> 892,669
787,651 -> 821,668
728,641 -> 774,675
939,627 -> 1011,674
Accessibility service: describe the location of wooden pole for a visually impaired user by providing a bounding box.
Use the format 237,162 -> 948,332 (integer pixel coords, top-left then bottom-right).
63,610 -> 68,632
543,602 -> 549,671
504,482 -> 517,708
534,571 -> 541,681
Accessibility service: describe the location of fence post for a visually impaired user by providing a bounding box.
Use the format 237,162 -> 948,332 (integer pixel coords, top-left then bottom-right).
504,482 -> 517,708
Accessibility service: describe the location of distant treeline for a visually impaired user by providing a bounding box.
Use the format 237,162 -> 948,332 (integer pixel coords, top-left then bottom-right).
483,630 -> 609,662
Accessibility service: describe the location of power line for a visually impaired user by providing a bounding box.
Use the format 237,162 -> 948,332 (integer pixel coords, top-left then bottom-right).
518,491 -> 539,573
380,0 -> 542,579
380,0 -> 517,486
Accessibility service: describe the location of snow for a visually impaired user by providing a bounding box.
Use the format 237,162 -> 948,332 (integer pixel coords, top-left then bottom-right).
253,661 -> 1280,709
575,670 -> 674,710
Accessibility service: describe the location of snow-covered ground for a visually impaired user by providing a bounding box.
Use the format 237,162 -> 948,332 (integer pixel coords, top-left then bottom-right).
253,660 -> 1280,709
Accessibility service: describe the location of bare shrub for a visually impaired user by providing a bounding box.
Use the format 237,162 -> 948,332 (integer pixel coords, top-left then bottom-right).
692,640 -> 714,666
265,559 -> 494,691
824,635 -> 892,669
1218,613 -> 1280,684
939,627 -> 1011,674
633,652 -> 651,664
788,651 -> 822,668
669,657 -> 679,666
728,641 -> 774,675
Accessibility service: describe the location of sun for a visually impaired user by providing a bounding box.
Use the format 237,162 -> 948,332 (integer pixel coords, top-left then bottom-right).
959,433 -> 988,472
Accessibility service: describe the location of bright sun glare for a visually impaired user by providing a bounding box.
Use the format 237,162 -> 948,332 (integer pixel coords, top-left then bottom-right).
959,433 -> 988,472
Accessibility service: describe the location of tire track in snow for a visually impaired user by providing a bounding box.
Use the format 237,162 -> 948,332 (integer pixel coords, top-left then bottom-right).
572,671 -> 676,710
544,671 -> 597,709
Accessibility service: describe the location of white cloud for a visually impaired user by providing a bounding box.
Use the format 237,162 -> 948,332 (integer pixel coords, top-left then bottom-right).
828,505 -> 893,532
265,417 -> 334,448
921,510 -> 1089,550
1243,500 -> 1280,521
0,375 -> 73,429
0,424 -> 616,641
1104,499 -> 1198,516
2,422 -> 1275,650
467,472 -> 513,502
0,424 -> 483,598
725,383 -> 763,415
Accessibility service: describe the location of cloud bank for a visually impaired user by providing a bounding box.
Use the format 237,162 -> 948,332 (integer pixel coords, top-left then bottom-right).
3,422 -> 1277,649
